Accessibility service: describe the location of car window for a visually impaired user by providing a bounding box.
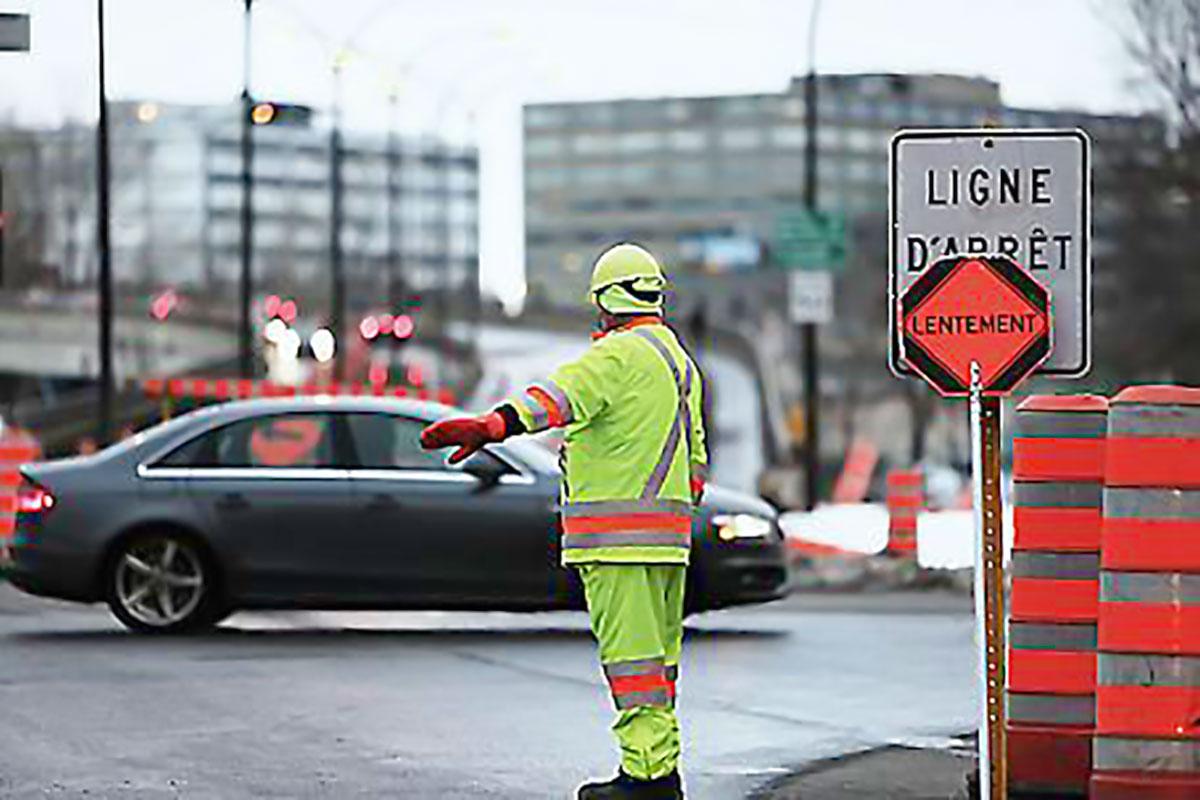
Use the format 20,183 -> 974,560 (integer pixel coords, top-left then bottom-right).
343,413 -> 449,470
158,432 -> 213,467
341,413 -> 516,475
159,413 -> 339,468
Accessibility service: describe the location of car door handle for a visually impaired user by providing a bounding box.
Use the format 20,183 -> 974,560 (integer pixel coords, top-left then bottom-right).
365,494 -> 401,511
216,492 -> 250,512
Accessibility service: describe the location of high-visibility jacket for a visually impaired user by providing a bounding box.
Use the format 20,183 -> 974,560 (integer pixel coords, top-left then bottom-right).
501,319 -> 707,565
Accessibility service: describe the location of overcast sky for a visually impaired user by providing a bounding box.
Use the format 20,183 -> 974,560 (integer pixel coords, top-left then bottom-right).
2,0 -> 1154,307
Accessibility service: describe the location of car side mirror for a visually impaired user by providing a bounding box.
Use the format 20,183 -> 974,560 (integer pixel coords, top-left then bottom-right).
460,451 -> 508,488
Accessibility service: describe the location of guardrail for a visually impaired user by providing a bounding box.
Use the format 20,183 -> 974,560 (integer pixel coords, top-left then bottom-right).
140,378 -> 457,406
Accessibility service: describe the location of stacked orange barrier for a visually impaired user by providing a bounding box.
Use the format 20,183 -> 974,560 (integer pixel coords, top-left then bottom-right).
141,378 -> 457,407
0,429 -> 41,572
1007,395 -> 1108,796
885,468 -> 922,557
831,438 -> 878,504
1092,386 -> 1200,799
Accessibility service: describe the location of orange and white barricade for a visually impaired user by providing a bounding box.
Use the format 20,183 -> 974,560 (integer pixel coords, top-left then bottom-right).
1092,386 -> 1200,798
885,468 -> 922,557
0,429 -> 41,570
1007,395 -> 1108,796
830,438 -> 878,504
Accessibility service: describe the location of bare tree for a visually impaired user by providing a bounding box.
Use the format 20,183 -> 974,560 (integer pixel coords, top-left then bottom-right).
1121,1 -> 1200,203
1126,0 -> 1200,138
1084,2 -> 1200,383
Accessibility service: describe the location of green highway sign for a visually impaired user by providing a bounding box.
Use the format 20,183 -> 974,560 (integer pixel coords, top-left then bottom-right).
774,208 -> 847,271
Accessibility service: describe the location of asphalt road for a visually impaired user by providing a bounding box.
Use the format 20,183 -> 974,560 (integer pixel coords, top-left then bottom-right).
0,585 -> 974,799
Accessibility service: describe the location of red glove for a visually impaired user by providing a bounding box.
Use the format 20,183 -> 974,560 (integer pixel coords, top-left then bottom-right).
690,476 -> 705,505
420,412 -> 507,464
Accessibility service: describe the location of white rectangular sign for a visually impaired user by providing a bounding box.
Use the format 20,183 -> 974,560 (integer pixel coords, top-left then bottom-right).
0,14 -> 30,52
889,128 -> 1091,377
789,270 -> 833,325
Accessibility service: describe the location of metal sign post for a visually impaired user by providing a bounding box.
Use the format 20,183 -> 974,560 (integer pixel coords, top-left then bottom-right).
969,361 -> 1007,800
788,270 -> 833,510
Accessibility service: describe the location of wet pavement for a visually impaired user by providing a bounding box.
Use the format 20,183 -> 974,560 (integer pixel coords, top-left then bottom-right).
0,586 -> 974,798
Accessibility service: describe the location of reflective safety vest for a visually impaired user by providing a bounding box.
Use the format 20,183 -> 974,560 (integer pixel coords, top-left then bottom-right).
502,319 -> 708,565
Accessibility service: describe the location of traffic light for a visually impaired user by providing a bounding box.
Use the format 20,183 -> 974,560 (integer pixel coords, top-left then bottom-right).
359,312 -> 416,343
149,288 -> 178,321
247,101 -> 312,127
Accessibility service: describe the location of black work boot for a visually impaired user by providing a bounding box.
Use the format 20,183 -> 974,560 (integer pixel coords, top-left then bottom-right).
577,769 -> 683,799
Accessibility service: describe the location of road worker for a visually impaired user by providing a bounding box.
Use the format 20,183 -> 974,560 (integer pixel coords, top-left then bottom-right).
420,242 -> 707,799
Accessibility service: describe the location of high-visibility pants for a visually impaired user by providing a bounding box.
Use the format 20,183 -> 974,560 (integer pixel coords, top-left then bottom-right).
578,563 -> 686,781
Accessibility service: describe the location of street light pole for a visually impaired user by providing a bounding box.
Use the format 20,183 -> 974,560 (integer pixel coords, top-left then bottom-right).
330,57 -> 346,381
801,0 -> 822,511
386,88 -> 402,308
0,171 -> 6,288
238,0 -> 254,378
96,0 -> 114,444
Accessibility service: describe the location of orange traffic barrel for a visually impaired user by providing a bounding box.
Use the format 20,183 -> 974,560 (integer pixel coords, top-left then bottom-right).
885,468 -> 922,557
1007,395 -> 1107,796
0,429 -> 41,570
1092,385 -> 1200,799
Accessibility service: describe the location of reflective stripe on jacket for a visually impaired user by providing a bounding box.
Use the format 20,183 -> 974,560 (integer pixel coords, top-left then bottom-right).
501,320 -> 708,565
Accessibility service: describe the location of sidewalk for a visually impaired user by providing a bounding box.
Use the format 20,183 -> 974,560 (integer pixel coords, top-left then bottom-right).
753,744 -> 976,800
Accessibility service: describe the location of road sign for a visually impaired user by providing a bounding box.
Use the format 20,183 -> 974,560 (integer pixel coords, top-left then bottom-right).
775,208 -> 846,271
900,255 -> 1050,397
788,270 -> 833,325
0,14 -> 30,52
890,128 -> 1090,377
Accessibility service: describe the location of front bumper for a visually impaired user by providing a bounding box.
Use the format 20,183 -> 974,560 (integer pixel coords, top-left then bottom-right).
692,538 -> 790,609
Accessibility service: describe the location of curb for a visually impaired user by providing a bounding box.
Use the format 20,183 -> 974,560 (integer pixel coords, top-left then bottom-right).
788,546 -> 973,593
748,738 -> 977,800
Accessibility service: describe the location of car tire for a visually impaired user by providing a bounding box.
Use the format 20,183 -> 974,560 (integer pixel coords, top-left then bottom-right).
104,532 -> 224,634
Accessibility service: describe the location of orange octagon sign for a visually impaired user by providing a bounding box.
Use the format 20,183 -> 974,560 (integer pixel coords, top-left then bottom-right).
900,255 -> 1051,397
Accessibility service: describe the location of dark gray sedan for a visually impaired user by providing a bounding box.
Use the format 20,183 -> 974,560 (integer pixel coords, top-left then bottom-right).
9,398 -> 789,633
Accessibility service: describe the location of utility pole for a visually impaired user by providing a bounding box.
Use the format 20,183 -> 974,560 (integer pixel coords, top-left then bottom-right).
95,0 -> 114,445
386,89 -> 402,308
0,14 -> 31,288
330,57 -> 346,381
800,0 -> 822,511
0,171 -> 6,288
440,140 -> 453,382
238,0 -> 254,378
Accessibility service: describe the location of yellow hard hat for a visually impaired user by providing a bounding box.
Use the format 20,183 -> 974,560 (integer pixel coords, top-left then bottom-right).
588,243 -> 667,314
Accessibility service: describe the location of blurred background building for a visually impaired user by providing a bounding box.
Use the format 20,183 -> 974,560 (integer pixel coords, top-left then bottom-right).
523,72 -> 1162,315
2,100 -> 479,306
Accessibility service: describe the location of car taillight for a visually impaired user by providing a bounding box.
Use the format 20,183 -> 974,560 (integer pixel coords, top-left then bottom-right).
16,478 -> 55,515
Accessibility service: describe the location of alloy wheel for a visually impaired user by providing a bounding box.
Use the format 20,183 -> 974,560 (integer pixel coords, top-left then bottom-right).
114,537 -> 205,628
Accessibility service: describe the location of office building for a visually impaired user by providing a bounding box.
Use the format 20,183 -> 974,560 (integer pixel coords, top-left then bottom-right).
2,100 -> 479,306
523,73 -> 1163,312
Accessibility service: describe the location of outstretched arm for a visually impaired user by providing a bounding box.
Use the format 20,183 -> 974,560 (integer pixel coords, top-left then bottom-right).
419,345 -> 616,463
